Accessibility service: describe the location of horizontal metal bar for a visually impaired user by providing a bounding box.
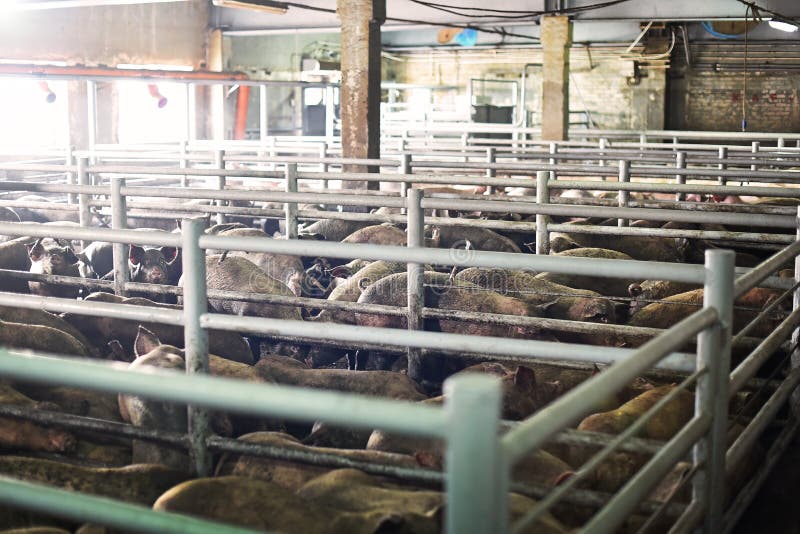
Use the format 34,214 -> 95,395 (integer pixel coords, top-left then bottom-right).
580,413 -> 711,534
728,309 -> 800,396
548,223 -> 795,246
0,222 -> 182,247
200,313 -> 696,373
0,349 -> 447,438
501,307 -> 717,464
198,235 -> 707,283
721,416 -> 800,534
733,240 -> 800,298
727,366 -> 800,470
548,180 -> 800,199
0,475 -> 261,534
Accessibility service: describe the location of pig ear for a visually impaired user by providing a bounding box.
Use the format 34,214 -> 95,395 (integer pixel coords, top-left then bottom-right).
107,340 -> 133,363
134,326 -> 161,358
62,248 -> 80,265
128,245 -> 145,266
591,364 -> 601,375
534,300 -> 558,316
160,247 -> 179,264
28,240 -> 45,262
329,265 -> 351,278
628,284 -> 643,297
513,366 -> 537,390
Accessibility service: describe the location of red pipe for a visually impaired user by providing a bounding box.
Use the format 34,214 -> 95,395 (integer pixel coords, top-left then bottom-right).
233,85 -> 251,140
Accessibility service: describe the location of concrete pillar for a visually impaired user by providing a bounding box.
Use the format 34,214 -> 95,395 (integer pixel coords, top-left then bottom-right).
95,82 -> 119,145
67,81 -> 90,150
541,16 -> 572,141
206,28 -> 225,141
337,0 -> 385,189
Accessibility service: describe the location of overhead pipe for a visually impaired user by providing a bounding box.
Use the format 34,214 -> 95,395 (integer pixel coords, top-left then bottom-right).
0,64 -> 249,85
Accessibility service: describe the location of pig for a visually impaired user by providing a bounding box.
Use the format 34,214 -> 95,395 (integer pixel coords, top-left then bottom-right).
431,225 -> 521,253
154,474 -> 441,534
0,305 -> 99,358
255,355 -> 426,401
354,272 -> 543,376
548,231 -> 686,263
537,248 -> 637,297
215,432 -> 430,491
299,219 -> 371,242
12,195 -> 79,224
0,319 -> 93,358
454,267 -> 620,344
628,287 -> 787,338
0,381 -> 77,453
341,224 -> 407,246
627,280 -> 701,316
213,228 -> 307,297
0,240 -> 32,293
27,238 -> 94,299
61,292 -> 253,364
190,255 -> 305,360
118,328 -> 254,469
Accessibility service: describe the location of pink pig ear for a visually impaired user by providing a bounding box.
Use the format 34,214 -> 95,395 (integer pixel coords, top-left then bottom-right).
133,326 -> 161,358
513,366 -> 537,389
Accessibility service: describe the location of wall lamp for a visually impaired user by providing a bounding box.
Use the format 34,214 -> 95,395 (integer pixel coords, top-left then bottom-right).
211,0 -> 288,14
37,81 -> 56,103
768,17 -> 799,33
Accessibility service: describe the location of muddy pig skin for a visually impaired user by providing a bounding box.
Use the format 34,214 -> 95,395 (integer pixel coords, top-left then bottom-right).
538,248 -> 636,297
341,223 -> 407,247
431,225 -> 521,253
61,292 -> 253,364
455,267 -> 620,345
300,219 -> 371,242
627,279 -> 700,316
215,432 -> 429,491
256,355 -> 426,401
211,228 -> 307,297
296,469 -> 568,534
549,231 -> 685,263
0,319 -> 92,358
154,475 -> 440,534
0,382 -> 76,453
0,305 -> 99,357
27,238 -> 91,299
628,287 -> 786,337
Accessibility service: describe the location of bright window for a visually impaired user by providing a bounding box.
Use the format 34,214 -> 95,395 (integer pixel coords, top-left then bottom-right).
0,78 -> 68,149
117,81 -> 189,144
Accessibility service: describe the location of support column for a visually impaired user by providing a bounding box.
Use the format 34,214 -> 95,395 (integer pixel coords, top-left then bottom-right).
337,0 -> 385,188
541,15 -> 572,141
67,81 -> 90,151
206,28 -> 225,141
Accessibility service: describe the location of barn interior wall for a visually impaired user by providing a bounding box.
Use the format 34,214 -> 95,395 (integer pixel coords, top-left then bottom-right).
0,2 -> 210,67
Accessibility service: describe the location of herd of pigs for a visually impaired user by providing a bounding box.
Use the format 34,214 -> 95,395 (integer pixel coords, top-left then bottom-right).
0,188 -> 793,533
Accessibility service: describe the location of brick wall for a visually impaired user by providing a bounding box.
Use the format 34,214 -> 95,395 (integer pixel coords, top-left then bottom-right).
672,71 -> 800,132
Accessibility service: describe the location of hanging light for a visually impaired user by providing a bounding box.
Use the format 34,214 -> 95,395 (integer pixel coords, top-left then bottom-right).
768,17 -> 799,32
147,84 -> 168,108
37,81 -> 56,103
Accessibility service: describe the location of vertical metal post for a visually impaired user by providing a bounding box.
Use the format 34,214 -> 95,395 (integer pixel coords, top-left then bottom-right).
618,160 -> 630,228
399,153 -> 411,215
549,142 -> 558,182
778,137 -> 785,150
639,132 -> 647,150
181,218 -> 211,477
598,137 -> 607,169
485,147 -> 496,195
186,83 -> 196,142
444,374 -> 506,534
179,140 -> 188,188
319,143 -> 329,191
535,171 -> 550,255
77,156 -> 92,250
110,177 -> 129,297
675,151 -> 687,202
214,149 -> 226,225
717,146 -> 727,187
285,163 -> 298,239
693,249 -> 735,534
65,146 -> 77,205
324,85 -> 336,140
461,133 -> 469,162
751,141 -> 760,174
791,206 -> 800,417
406,189 -> 425,383
268,137 -> 277,171
259,85 -> 269,141
86,81 -> 97,163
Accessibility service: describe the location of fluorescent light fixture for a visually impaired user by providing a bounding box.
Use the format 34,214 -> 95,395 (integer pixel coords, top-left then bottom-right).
768,17 -> 799,32
117,63 -> 194,71
212,0 -> 288,14
0,0 -> 190,10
